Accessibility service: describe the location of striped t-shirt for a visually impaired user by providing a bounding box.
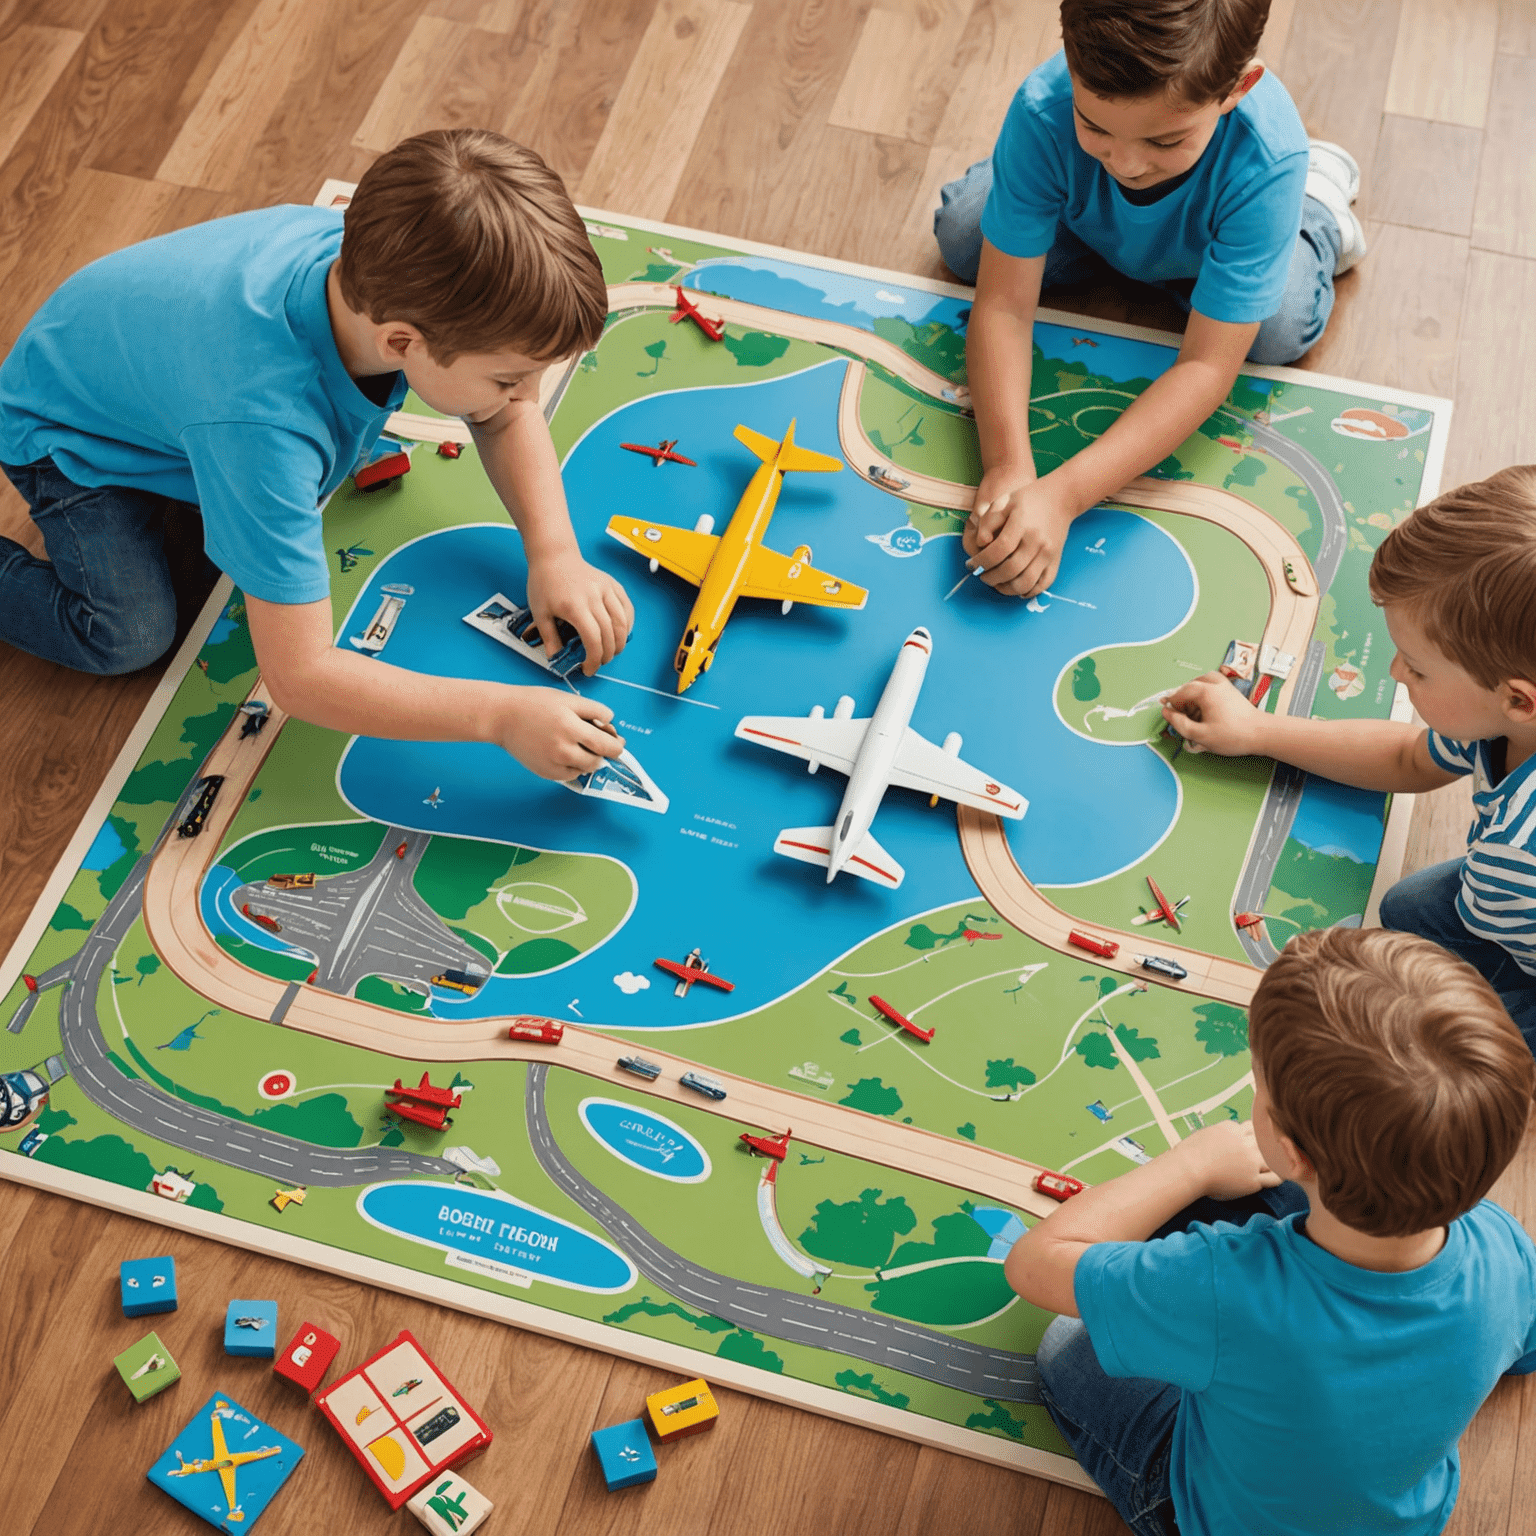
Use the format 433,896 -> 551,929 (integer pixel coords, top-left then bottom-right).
1426,733 -> 1536,976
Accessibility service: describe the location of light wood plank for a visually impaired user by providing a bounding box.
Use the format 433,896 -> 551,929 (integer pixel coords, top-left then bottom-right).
0,25 -> 80,168
1402,777 -> 1475,879
928,0 -> 1059,165
1443,1374 -> 1528,1536
428,0 -> 525,28
1384,0 -> 1499,127
1258,0 -> 1298,62
1471,53 -> 1536,257
1499,0 -> 1536,55
1364,114 -> 1482,236
351,13 -> 470,153
826,0 -> 976,145
155,0 -> 323,190
895,1443 -> 1052,1536
1040,1480 -> 1132,1535
577,0 -> 754,220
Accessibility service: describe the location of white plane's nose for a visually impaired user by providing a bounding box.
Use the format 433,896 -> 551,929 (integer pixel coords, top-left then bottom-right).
911,626 -> 931,642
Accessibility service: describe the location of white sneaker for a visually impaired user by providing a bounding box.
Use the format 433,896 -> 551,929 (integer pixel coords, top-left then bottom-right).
1305,171 -> 1368,274
1307,138 -> 1360,203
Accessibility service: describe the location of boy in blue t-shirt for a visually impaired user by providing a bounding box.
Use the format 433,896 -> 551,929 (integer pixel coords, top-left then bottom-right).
0,129 -> 632,785
1008,927 -> 1536,1536
1163,467 -> 1536,1044
934,0 -> 1366,600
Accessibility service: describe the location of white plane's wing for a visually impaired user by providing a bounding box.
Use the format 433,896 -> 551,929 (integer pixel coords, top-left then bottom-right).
773,825 -> 905,890
734,715 -> 868,777
889,728 -> 1028,820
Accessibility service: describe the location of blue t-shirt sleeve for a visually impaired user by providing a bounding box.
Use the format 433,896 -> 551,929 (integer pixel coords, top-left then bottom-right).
182,423 -> 332,605
980,89 -> 1068,260
1190,152 -> 1309,324
1074,1231 -> 1220,1390
1425,731 -> 1477,776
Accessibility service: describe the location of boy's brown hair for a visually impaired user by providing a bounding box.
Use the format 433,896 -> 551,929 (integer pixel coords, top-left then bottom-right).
1369,466 -> 1536,690
1248,928 -> 1533,1238
1059,0 -> 1271,104
338,128 -> 607,365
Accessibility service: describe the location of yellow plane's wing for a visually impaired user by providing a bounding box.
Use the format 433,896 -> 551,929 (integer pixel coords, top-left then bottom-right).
738,544 -> 868,609
606,517 -> 719,587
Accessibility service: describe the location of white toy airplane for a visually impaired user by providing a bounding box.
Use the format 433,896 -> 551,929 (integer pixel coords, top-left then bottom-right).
735,627 -> 1027,889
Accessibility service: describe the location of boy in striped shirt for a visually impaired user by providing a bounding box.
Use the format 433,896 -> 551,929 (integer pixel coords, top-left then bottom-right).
1162,467 -> 1536,1045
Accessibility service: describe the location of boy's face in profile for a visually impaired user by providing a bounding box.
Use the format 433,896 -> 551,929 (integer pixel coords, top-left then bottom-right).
396,340 -> 554,425
1384,603 -> 1530,741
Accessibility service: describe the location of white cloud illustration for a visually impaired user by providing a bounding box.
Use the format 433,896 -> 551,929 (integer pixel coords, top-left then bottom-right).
613,971 -> 651,995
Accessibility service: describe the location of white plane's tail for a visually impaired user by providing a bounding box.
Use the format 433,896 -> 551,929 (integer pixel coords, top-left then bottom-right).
734,419 -> 843,476
772,826 -> 905,890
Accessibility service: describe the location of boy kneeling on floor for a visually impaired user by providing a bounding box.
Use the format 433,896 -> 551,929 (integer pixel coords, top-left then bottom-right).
1007,927 -> 1536,1536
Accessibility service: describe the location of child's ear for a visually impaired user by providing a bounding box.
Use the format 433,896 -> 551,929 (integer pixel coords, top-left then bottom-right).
1503,678 -> 1536,724
1271,1128 -> 1315,1184
1220,62 -> 1266,112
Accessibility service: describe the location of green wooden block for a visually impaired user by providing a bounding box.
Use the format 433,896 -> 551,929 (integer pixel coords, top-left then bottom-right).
116,1331 -> 182,1403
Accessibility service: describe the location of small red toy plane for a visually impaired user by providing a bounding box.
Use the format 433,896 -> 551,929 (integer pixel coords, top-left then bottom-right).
869,994 -> 934,1044
1145,875 -> 1182,932
655,948 -> 735,998
384,1072 -> 462,1131
670,286 -> 725,341
740,1127 -> 792,1161
620,438 -> 698,467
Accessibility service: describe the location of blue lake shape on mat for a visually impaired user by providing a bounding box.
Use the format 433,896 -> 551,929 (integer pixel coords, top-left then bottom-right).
579,1097 -> 711,1182
1289,775 -> 1387,864
82,819 -> 126,872
357,1182 -> 637,1293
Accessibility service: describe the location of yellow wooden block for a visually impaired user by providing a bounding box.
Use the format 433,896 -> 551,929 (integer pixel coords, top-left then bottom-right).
645,1378 -> 719,1440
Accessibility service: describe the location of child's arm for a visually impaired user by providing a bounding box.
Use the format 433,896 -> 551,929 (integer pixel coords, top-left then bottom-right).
1162,671 -> 1460,793
967,276 -> 1261,598
248,596 -> 623,780
469,372 -> 633,675
1005,1120 -> 1277,1318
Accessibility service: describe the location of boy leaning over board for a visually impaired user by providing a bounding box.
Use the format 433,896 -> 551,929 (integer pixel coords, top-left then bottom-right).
1163,469 -> 1536,1046
935,0 -> 1367,599
1009,927 -> 1536,1536
0,128 -> 631,784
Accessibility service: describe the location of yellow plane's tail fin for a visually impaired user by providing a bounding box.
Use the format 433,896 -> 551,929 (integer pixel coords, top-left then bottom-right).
733,419 -> 843,475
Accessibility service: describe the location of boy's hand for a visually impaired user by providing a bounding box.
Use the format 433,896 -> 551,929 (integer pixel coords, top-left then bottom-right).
495,687 -> 624,781
1169,1120 -> 1279,1202
1161,672 -> 1269,756
964,470 -> 1076,598
526,552 -> 634,676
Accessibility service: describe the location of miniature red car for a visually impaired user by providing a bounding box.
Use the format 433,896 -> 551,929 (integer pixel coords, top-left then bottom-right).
1033,1170 -> 1085,1202
436,440 -> 462,459
394,840 -> 408,859
869,994 -> 934,1043
354,451 -> 411,492
22,974 -> 37,993
1068,930 -> 1119,959
740,1127 -> 791,1161
507,1016 -> 565,1045
241,903 -> 281,934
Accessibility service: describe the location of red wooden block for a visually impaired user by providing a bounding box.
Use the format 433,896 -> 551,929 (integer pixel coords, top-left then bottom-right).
273,1321 -> 340,1393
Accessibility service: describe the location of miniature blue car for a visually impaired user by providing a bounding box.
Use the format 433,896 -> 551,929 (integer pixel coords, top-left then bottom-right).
618,1055 -> 662,1080
1134,953 -> 1189,981
679,1070 -> 726,1101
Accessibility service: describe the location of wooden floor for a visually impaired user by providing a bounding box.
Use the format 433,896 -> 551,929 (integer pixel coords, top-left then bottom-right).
2,1 -> 1535,1531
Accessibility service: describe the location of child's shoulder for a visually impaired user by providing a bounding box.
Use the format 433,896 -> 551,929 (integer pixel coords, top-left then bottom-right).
1224,67 -> 1308,170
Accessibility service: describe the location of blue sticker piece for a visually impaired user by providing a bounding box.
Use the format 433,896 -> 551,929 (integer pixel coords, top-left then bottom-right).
578,1097 -> 712,1183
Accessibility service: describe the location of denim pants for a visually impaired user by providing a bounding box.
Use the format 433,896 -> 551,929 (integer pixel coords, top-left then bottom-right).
1379,858 -> 1536,1050
1036,1182 -> 1310,1536
932,157 -> 1341,365
0,455 -> 200,674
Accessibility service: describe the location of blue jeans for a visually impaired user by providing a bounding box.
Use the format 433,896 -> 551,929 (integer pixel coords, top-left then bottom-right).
1379,858 -> 1536,1050
1037,1182 -> 1310,1535
0,456 -> 198,674
933,158 -> 1341,364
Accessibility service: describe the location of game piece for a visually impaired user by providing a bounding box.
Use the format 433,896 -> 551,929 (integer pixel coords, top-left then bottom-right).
670,285 -> 725,341
407,1470 -> 493,1534
617,1055 -> 662,1080
620,437 -> 697,466
507,1016 -> 564,1044
1282,556 -> 1317,596
679,1070 -> 727,1101
1145,875 -> 1182,932
740,1127 -> 791,1160
273,1322 -> 340,1393
1134,953 -> 1190,981
238,700 -> 270,738
431,966 -> 487,996
1220,638 -> 1258,681
736,627 -> 1027,891
314,1330 -> 491,1510
462,593 -> 588,679
654,947 -> 734,997
116,1331 -> 182,1403
869,994 -> 935,1044
355,449 -> 411,491
645,1378 -> 719,1441
384,1073 -> 462,1132
606,416 -> 865,695
148,1393 -> 304,1533
349,583 -> 413,655
567,745 -> 670,815
1068,930 -> 1120,959
1234,910 -> 1267,931
269,1185 -> 306,1213
868,462 -> 912,492
590,1418 -> 657,1490
1033,1170 -> 1085,1202
225,1299 -> 278,1357
121,1255 -> 178,1317
176,773 -> 224,837
436,440 -> 462,459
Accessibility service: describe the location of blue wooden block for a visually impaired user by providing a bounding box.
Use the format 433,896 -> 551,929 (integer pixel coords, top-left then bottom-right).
120,1255 -> 178,1318
224,1299 -> 278,1357
591,1418 -> 657,1491
148,1392 -> 303,1531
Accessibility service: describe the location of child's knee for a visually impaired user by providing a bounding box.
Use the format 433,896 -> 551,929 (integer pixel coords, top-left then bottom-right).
1248,311 -> 1317,366
87,598 -> 178,675
1036,1314 -> 1090,1388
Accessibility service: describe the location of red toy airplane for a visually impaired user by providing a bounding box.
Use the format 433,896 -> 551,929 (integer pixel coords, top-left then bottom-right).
384,1072 -> 462,1131
1146,875 -> 1182,932
655,948 -> 735,998
620,438 -> 698,467
740,1127 -> 792,1161
671,286 -> 725,341
869,993 -> 934,1044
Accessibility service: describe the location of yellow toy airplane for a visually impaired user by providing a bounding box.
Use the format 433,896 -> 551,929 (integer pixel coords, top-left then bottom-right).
167,1399 -> 283,1521
607,419 -> 868,693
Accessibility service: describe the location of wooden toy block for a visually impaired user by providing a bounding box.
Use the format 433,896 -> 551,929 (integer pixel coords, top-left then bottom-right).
224,1299 -> 278,1357
313,1330 -> 491,1510
147,1392 -> 303,1532
645,1378 -> 719,1441
115,1331 -> 181,1403
406,1470 -> 493,1534
120,1255 -> 178,1317
273,1321 -> 340,1393
591,1418 -> 657,1490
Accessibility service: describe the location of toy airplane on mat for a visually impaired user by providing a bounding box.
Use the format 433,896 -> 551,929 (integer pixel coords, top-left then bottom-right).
165,1400 -> 283,1513
735,626 -> 1027,890
620,438 -> 697,467
607,418 -> 868,694
670,286 -> 725,340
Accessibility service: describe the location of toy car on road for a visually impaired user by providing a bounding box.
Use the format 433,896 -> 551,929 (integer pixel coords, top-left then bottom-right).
680,1070 -> 727,1101
1033,1170 -> 1085,1202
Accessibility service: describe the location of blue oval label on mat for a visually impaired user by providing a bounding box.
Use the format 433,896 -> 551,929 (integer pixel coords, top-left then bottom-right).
578,1097 -> 711,1183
